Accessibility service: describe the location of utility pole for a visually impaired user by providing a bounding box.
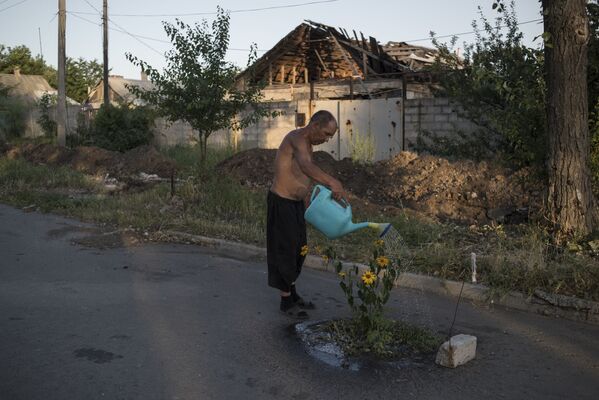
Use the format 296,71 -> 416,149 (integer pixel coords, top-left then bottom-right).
57,0 -> 66,146
103,0 -> 109,107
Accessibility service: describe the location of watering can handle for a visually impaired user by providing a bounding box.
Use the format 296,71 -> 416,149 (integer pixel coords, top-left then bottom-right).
310,185 -> 349,208
310,184 -> 328,203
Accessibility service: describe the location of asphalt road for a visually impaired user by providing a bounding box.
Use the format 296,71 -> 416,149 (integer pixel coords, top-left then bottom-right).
1,203 -> 598,400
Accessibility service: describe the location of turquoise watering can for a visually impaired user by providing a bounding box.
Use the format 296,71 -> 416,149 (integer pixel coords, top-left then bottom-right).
304,185 -> 390,240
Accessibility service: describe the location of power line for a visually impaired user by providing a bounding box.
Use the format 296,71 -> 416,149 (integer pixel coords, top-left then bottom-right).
82,0 -> 101,14
69,10 -> 266,53
69,0 -> 339,17
0,0 -> 28,13
48,11 -> 58,24
405,18 -> 543,43
79,1 -> 164,57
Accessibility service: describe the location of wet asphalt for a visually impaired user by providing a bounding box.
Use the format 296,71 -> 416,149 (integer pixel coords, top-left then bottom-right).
1,203 -> 598,400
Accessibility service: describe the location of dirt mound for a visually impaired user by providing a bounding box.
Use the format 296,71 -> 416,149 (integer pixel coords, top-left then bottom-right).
7,143 -> 177,178
217,148 -> 543,225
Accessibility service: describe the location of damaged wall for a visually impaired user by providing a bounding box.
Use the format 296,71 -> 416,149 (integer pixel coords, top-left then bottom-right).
204,97 -> 482,162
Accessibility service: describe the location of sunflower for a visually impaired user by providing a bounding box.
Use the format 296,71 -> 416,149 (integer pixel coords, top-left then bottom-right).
361,271 -> 376,286
374,239 -> 385,247
376,256 -> 390,268
338,271 -> 346,278
300,245 -> 309,257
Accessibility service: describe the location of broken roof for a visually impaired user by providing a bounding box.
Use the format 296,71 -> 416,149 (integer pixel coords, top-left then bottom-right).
238,20 -> 410,85
382,42 -> 438,70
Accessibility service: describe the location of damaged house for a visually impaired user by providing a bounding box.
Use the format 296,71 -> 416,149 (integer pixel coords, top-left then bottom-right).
209,20 -> 477,161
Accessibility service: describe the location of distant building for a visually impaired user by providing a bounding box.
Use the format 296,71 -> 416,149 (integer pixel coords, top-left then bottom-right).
0,68 -> 79,137
86,73 -> 154,109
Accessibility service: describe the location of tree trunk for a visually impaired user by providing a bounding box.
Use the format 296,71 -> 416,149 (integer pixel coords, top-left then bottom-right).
197,131 -> 206,168
543,0 -> 597,239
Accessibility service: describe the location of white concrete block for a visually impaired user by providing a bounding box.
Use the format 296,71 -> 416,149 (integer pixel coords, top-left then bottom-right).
435,334 -> 477,368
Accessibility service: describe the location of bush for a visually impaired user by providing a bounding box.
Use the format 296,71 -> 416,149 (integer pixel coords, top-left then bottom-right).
37,92 -> 57,138
429,2 -> 546,167
90,104 -> 155,152
348,129 -> 375,164
0,84 -> 27,140
66,111 -> 94,148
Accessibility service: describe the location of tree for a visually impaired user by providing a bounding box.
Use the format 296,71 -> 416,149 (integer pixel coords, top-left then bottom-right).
65,58 -> 103,103
0,44 -> 102,103
542,0 -> 597,238
430,3 -> 546,166
126,7 -> 270,163
0,44 -> 56,86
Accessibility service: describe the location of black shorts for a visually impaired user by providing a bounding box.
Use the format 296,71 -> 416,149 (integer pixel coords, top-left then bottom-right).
266,190 -> 307,292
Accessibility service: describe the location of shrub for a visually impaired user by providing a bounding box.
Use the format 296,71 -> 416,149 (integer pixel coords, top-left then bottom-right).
37,92 -> 57,138
90,104 -> 155,152
0,84 -> 27,140
348,129 -> 375,164
430,2 -> 546,167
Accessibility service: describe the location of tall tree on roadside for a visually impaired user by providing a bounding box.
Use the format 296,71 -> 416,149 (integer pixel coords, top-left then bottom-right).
126,7 -> 270,164
542,0 -> 597,239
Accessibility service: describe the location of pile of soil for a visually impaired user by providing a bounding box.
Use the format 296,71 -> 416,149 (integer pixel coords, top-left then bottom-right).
5,143 -> 177,178
217,148 -> 544,225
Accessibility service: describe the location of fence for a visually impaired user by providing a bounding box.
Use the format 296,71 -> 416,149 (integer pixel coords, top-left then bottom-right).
207,97 -> 481,161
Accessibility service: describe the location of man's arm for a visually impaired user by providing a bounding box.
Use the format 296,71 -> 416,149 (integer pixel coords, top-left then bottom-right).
293,136 -> 347,201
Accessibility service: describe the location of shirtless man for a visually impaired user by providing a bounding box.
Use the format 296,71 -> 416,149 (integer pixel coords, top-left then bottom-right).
267,110 -> 347,319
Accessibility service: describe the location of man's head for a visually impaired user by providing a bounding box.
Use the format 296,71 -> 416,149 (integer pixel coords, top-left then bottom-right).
307,110 -> 337,145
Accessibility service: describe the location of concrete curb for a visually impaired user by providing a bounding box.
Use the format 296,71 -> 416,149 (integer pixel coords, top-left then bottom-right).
162,230 -> 599,326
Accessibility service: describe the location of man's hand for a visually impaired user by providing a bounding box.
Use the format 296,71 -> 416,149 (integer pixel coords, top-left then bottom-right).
330,179 -> 348,204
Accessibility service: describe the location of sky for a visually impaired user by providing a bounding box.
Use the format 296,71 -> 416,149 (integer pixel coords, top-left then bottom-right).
0,0 -> 544,80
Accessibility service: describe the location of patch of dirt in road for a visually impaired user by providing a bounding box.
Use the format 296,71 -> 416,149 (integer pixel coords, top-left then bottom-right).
216,148 -> 544,225
46,224 -> 102,239
71,230 -> 142,249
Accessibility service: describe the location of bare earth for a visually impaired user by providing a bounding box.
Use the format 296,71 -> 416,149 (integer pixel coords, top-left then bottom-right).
217,148 -> 543,225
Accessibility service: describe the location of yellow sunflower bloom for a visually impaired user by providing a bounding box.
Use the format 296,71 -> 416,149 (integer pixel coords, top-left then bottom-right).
338,271 -> 346,278
376,256 -> 390,268
300,245 -> 309,257
322,255 -> 329,262
374,239 -> 385,247
361,271 -> 376,286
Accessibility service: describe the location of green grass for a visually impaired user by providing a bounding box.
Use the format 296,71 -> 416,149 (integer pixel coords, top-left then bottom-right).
2,145 -> 599,303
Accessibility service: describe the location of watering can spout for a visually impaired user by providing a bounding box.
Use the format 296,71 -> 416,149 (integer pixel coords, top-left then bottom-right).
341,222 -> 392,237
342,221 -> 371,235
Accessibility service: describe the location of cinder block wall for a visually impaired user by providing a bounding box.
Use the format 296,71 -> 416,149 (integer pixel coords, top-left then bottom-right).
403,98 -> 480,150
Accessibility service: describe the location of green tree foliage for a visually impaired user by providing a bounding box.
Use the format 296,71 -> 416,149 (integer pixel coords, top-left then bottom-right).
430,2 -> 546,167
0,44 -> 56,90
0,44 -> 102,103
126,7 -> 271,163
89,104 -> 155,152
65,58 -> 103,103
